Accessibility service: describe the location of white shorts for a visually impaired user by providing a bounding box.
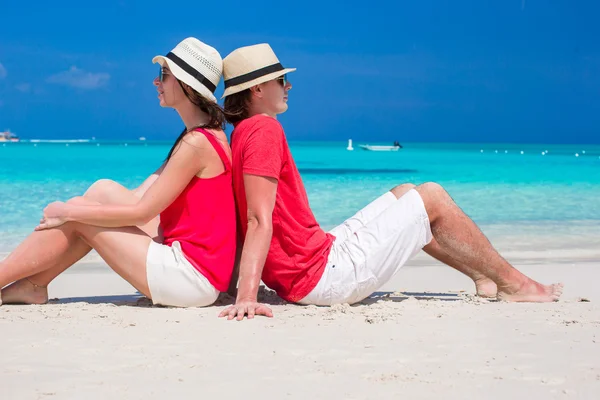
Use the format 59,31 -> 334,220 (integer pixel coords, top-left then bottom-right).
299,189 -> 433,306
146,240 -> 219,307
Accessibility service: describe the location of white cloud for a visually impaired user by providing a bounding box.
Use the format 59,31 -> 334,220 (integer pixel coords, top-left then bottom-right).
15,83 -> 31,93
0,63 -> 7,79
47,66 -> 110,89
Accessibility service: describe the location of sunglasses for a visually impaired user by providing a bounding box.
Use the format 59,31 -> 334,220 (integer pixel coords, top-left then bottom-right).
158,67 -> 170,82
276,74 -> 288,87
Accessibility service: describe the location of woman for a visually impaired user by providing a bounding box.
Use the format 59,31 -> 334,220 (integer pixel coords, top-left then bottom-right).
0,37 -> 236,308
218,43 -> 562,320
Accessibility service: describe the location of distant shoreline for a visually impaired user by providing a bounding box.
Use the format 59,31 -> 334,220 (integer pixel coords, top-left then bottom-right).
3,140 -> 600,146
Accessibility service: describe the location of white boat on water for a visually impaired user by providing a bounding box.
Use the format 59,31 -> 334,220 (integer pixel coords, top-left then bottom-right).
359,144 -> 401,152
28,139 -> 90,143
0,130 -> 19,142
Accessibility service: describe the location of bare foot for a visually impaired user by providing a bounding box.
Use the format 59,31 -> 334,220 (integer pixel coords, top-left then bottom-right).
474,277 -> 497,298
497,280 -> 564,303
0,279 -> 48,305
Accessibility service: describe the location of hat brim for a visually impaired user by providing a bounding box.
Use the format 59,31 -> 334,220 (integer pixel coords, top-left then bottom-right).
221,68 -> 296,99
152,55 -> 217,103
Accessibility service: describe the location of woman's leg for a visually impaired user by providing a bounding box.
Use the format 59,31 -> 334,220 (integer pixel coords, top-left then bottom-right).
0,179 -> 160,304
0,221 -> 153,298
31,180 -> 161,285
0,198 -> 94,303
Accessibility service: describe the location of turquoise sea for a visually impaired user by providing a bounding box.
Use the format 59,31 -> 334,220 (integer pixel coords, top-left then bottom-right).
1,140 -> 599,254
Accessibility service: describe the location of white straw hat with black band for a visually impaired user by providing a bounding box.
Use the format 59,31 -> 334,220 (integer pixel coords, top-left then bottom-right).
152,37 -> 222,103
222,43 -> 296,98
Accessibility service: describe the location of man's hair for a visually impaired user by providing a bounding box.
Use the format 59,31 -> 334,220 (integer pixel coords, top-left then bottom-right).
223,89 -> 253,125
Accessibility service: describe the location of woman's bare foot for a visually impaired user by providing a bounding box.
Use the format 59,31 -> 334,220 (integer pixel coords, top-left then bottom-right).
473,277 -> 497,298
0,279 -> 49,305
497,279 -> 564,303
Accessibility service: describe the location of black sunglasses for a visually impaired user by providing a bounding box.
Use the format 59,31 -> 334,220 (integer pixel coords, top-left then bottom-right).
277,74 -> 288,87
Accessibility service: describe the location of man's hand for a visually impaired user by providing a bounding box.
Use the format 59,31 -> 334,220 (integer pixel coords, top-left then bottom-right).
218,299 -> 273,321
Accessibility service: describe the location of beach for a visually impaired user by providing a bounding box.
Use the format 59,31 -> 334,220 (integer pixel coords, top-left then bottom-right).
2,241 -> 600,399
1,141 -> 599,399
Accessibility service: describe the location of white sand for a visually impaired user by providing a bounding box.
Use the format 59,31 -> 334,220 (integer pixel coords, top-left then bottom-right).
2,248 -> 599,399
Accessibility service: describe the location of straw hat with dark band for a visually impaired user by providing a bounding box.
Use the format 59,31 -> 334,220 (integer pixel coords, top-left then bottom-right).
152,37 -> 222,103
222,43 -> 295,98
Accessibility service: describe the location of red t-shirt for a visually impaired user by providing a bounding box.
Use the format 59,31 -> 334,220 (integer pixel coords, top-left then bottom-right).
231,114 -> 334,302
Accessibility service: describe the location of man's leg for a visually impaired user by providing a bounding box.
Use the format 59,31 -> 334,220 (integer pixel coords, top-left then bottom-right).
414,182 -> 562,302
390,184 -> 497,297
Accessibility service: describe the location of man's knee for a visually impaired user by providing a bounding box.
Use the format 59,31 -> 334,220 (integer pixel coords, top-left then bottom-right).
415,182 -> 449,218
390,183 -> 416,199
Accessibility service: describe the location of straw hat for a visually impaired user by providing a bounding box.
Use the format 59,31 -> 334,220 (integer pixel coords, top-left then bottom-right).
222,43 -> 296,98
152,37 -> 222,103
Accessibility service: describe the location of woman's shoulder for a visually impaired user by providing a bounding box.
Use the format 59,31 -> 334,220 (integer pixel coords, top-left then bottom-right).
180,129 -> 212,150
186,128 -> 229,148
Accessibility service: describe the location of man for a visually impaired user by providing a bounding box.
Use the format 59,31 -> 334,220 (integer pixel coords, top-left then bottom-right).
219,43 -> 563,321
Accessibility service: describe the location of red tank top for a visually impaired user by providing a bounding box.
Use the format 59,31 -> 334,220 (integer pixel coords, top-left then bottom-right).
160,128 -> 236,292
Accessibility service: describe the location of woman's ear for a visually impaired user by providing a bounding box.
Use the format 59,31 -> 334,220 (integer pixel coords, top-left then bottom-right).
249,84 -> 262,98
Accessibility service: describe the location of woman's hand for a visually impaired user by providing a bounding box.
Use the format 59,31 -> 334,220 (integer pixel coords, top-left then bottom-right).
35,201 -> 70,231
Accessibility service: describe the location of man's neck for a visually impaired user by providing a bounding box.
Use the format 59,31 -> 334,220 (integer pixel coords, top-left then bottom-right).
247,102 -> 276,120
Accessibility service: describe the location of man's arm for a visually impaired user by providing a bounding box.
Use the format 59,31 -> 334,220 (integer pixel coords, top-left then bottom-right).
219,174 -> 278,320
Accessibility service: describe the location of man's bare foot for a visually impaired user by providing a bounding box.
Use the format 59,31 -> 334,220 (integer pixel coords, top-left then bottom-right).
474,277 -> 497,298
0,279 -> 48,305
497,280 -> 564,303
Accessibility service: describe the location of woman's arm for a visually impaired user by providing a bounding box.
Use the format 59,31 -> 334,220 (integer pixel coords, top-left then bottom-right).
132,163 -> 166,199
37,134 -> 208,229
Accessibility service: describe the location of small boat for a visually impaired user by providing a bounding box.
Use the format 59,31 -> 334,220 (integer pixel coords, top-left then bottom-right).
28,139 -> 90,143
359,145 -> 402,152
0,130 -> 19,142
359,140 -> 403,151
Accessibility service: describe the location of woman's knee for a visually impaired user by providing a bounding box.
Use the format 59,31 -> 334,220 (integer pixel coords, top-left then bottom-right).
390,183 -> 416,199
66,196 -> 87,205
84,179 -> 121,202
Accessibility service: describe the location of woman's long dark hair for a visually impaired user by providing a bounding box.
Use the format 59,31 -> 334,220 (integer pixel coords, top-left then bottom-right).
223,89 -> 252,125
166,81 -> 226,161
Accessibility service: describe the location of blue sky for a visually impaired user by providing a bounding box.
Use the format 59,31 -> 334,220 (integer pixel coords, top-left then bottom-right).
0,1 -> 598,143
